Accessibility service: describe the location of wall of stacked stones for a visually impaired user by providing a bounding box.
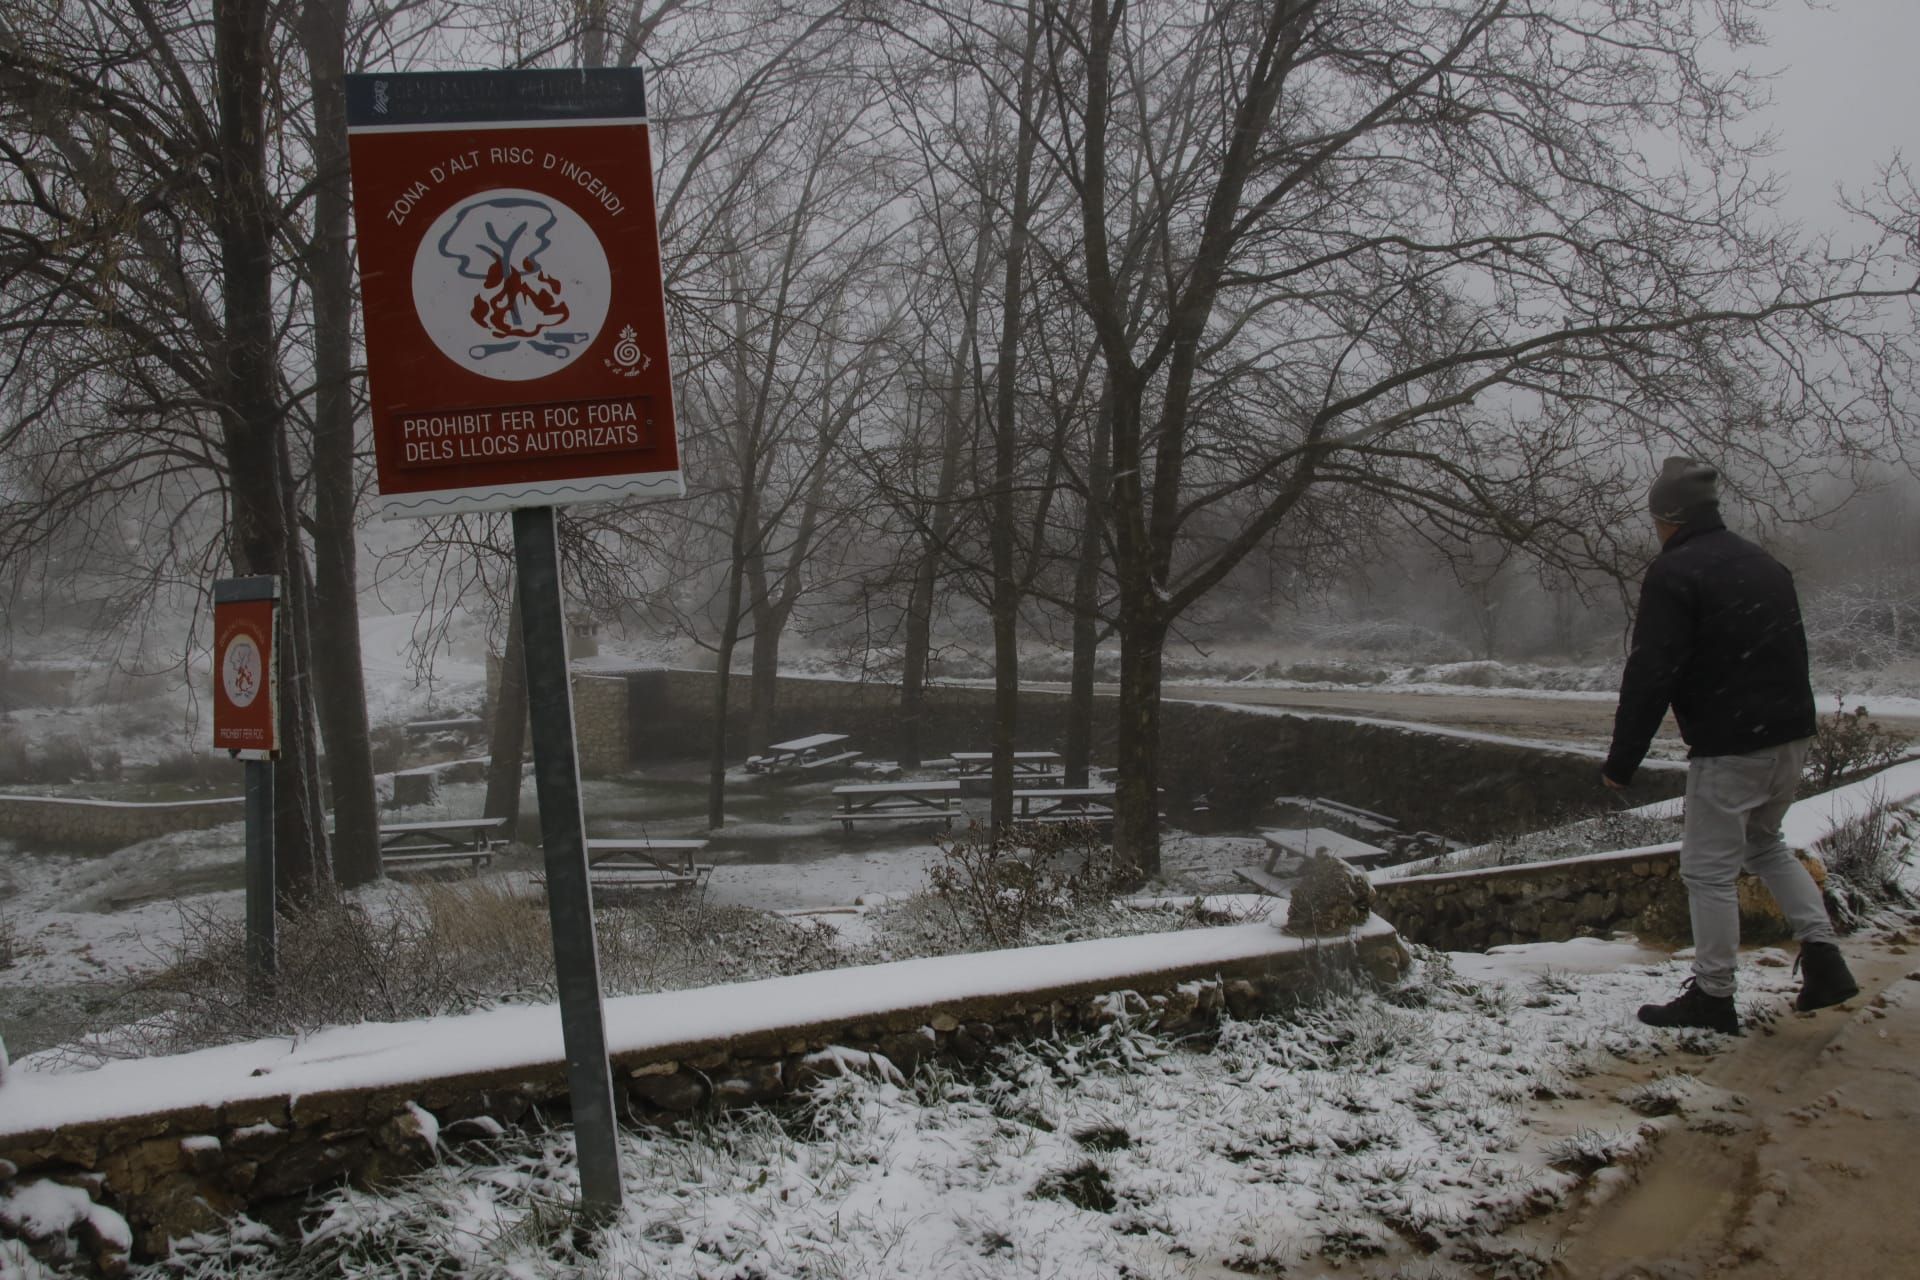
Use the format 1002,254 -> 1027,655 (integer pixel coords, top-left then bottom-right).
609,668 -> 1684,842
0,796 -> 243,850
1371,846 -> 1808,952
0,932 -> 1409,1262
1372,849 -> 1686,951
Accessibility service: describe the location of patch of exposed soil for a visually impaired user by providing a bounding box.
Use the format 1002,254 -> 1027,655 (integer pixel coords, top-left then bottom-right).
1527,921 -> 1920,1278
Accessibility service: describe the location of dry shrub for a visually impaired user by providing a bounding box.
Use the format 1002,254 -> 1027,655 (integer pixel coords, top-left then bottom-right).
140,747 -> 231,788
924,821 -> 1130,949
124,895 -> 490,1053
1806,698 -> 1914,790
0,731 -> 101,785
94,881 -> 855,1057
1817,796 -> 1915,929
416,879 -> 556,994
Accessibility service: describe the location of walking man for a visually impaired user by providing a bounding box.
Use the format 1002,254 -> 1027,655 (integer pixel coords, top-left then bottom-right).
1603,457 -> 1858,1032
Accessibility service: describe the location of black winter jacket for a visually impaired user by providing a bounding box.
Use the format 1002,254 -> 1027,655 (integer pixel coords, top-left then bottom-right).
1603,512 -> 1817,784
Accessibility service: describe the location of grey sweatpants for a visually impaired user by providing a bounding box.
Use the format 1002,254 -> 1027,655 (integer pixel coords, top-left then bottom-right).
1681,738 -> 1835,997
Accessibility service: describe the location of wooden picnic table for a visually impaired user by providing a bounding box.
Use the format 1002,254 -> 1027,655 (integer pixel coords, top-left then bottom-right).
831,779 -> 962,833
949,750 -> 1063,780
746,733 -> 862,776
584,837 -> 712,889
379,816 -> 508,869
1011,786 -> 1118,826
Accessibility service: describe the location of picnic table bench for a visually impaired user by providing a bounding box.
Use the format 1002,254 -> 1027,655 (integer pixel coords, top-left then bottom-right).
831,780 -> 962,833
584,837 -> 712,889
949,751 -> 1064,781
1012,785 -> 1118,826
746,733 -> 863,777
379,816 -> 508,870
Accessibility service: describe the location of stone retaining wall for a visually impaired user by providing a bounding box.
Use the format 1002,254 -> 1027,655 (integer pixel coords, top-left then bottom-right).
604,668 -> 1686,842
1371,844 -> 1816,952
0,795 -> 243,851
0,921 -> 1409,1260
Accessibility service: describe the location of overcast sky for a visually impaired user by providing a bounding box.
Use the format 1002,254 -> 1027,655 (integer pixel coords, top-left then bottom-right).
1748,0 -> 1918,235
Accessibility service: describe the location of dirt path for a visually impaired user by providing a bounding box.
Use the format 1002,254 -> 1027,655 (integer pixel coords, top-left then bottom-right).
1540,924 -> 1920,1279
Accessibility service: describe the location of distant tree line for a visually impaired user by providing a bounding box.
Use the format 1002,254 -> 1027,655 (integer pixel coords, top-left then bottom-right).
2,0 -> 1915,890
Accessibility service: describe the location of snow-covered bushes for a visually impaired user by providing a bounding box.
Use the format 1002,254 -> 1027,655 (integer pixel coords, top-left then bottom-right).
1816,798 -> 1917,929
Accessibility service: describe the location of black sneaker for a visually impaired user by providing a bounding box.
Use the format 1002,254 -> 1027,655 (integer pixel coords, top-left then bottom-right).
1637,978 -> 1740,1034
1793,940 -> 1860,1012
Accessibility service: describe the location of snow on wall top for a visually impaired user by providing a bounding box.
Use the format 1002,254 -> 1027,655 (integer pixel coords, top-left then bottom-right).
0,918 -> 1395,1136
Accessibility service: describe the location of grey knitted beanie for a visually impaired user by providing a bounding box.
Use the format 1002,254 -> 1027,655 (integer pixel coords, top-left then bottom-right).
1648,457 -> 1719,522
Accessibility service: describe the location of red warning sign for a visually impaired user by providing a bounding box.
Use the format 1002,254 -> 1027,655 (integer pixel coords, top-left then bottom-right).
345,69 -> 682,518
212,577 -> 280,758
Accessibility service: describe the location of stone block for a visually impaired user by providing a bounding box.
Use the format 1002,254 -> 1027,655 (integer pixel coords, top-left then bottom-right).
711,1061 -> 784,1110
629,1069 -> 708,1113
250,1132 -> 371,1201
875,1030 -> 937,1073
1285,854 -> 1375,936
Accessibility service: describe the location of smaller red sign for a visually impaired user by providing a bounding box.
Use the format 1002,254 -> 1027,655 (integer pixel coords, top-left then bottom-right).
213,590 -> 279,758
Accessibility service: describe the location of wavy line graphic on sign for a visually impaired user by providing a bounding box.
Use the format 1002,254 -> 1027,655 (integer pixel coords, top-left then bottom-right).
411,189 -> 610,383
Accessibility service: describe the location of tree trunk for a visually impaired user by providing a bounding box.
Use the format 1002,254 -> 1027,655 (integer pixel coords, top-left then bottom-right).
900,226 -> 993,768
987,0 -> 1042,833
707,559 -> 747,829
1066,373 -> 1114,787
1112,612 -> 1165,881
483,589 -> 528,831
746,563 -> 778,756
299,0 -> 378,886
215,0 -> 329,907
898,548 -> 939,769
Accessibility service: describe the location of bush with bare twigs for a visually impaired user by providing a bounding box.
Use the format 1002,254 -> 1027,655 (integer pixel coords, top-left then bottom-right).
1805,697 -> 1914,790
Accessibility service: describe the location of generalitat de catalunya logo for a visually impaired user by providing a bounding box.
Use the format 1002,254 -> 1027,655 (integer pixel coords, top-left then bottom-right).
410,189 -> 611,383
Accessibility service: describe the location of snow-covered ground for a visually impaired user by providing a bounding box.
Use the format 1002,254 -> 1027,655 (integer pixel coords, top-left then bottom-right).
124,936 -> 1837,1280
5,616 -> 1920,1276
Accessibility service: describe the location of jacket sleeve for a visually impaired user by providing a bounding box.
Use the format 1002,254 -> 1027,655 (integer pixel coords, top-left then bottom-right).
1604,562 -> 1693,784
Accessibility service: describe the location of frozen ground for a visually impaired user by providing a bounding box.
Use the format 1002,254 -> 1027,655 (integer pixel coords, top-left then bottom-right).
4,615 -> 1920,1275
81,932 -> 1913,1280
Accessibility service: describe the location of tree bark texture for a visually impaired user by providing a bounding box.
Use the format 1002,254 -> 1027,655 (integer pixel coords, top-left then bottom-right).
298,0 -> 379,885
214,0 -> 330,905
484,588 -> 528,830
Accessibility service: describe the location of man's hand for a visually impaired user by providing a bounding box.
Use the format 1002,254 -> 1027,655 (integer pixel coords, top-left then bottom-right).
1601,772 -> 1628,792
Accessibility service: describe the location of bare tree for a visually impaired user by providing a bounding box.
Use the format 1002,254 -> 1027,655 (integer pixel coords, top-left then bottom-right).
0,0 -> 337,901
1026,0 -> 1917,874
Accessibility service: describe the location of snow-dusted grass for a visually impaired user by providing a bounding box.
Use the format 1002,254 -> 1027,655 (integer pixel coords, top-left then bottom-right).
145,943 -> 1740,1280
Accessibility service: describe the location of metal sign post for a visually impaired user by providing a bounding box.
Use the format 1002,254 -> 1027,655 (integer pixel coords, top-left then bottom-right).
344,66 -> 685,1220
213,575 -> 281,989
513,506 -> 621,1213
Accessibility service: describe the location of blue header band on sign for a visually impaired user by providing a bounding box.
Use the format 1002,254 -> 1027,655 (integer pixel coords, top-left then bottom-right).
345,68 -> 646,129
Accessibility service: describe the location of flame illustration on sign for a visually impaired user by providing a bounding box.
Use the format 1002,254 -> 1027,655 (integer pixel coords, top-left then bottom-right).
436,197 -> 584,360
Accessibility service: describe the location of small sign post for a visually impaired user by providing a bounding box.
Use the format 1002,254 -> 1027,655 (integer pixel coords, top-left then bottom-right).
344,66 -> 684,1220
213,575 -> 281,987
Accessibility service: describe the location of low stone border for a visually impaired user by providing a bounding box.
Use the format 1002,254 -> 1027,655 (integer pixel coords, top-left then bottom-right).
1373,843 -> 1689,951
1372,842 -> 1833,952
0,794 -> 243,851
0,918 -> 1408,1260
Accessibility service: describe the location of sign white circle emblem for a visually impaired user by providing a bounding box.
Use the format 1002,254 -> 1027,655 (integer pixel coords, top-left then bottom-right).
411,188 -> 611,383
222,634 -> 263,709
